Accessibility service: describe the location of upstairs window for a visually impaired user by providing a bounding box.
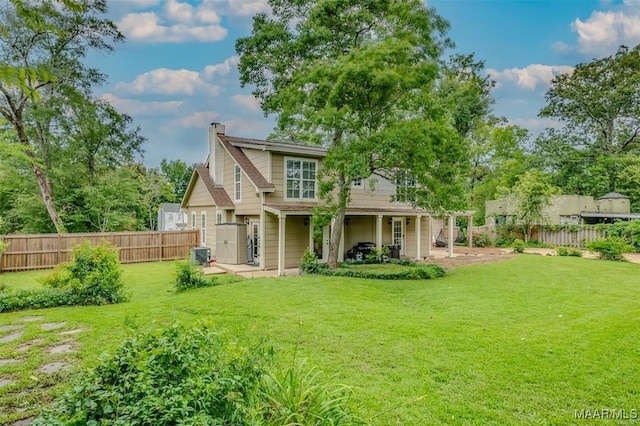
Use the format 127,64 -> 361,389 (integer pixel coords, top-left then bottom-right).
395,172 -> 416,204
286,158 -> 317,200
234,165 -> 241,201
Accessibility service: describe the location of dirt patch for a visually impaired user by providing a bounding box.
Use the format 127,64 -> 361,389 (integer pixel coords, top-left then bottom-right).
429,254 -> 517,269
15,339 -> 44,353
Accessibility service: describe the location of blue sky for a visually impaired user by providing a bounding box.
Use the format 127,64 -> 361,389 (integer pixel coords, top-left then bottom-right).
90,0 -> 640,167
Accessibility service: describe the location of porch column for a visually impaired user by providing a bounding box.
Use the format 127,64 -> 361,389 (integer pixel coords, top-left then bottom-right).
415,215 -> 422,261
467,214 -> 473,248
425,215 -> 431,257
448,214 -> 455,257
376,215 -> 383,250
308,216 -> 314,254
259,202 -> 266,270
278,213 -> 286,276
338,219 -> 345,262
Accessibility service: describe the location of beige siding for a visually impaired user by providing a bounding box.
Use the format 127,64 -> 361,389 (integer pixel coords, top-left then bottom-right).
266,153 -> 323,206
344,216 -> 376,252
235,175 -> 262,214
348,176 -> 407,209
244,149 -> 270,180
284,216 -> 309,268
186,178 -> 212,207
264,212 -> 279,270
186,207 -> 217,255
223,151 -> 236,203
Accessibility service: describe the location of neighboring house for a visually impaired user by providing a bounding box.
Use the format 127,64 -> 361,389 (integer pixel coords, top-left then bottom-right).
485,193 -> 640,226
157,203 -> 187,231
181,123 -> 470,275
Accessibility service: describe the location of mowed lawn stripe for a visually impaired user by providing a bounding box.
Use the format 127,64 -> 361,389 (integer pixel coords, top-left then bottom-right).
0,255 -> 638,425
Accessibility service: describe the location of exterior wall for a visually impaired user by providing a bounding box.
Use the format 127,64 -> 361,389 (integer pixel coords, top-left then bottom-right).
244,149 -> 270,181
597,198 -> 630,214
263,212 -> 279,270
486,195 -> 606,225
186,206 -> 217,253
348,176 -> 411,209
284,216 -> 309,268
267,153 -> 322,206
344,216 -> 377,251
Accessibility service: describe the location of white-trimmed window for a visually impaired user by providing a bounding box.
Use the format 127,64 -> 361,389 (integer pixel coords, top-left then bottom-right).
352,178 -> 363,188
234,165 -> 241,201
191,212 -> 196,230
216,211 -> 223,224
395,172 -> 416,203
200,212 -> 206,245
285,158 -> 317,200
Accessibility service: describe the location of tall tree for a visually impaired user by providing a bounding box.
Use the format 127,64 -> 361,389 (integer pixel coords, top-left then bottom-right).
537,45 -> 640,198
160,159 -> 193,202
0,0 -> 122,232
237,0 -> 470,267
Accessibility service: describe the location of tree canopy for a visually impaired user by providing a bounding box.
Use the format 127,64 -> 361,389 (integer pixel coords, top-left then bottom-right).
237,0 -> 477,266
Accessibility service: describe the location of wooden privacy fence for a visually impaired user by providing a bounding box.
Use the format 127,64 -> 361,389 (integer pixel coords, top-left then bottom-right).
538,227 -> 605,248
0,230 -> 199,272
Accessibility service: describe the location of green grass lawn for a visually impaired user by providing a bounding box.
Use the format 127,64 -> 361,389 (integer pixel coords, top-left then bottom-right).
1,255 -> 639,425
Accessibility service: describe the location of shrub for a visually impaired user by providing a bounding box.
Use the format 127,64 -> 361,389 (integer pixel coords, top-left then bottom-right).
365,246 -> 390,263
556,246 -> 569,256
299,248 -> 321,273
607,219 -> 640,251
586,237 -> 632,261
472,232 -> 493,248
314,263 -> 445,280
512,239 -> 525,253
41,241 -> 127,305
494,237 -> 515,248
175,260 -> 218,291
0,241 -> 128,312
568,248 -> 583,257
36,323 -> 364,425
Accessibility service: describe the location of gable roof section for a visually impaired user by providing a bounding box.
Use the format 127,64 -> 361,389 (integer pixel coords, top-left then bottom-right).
218,135 -> 275,192
180,164 -> 235,209
221,135 -> 327,158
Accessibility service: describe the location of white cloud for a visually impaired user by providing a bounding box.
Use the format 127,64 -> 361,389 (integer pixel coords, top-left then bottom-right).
117,0 -> 226,43
556,1 -> 640,56
203,56 -> 239,79
488,65 -> 574,91
102,94 -> 184,116
123,0 -> 161,7
116,68 -> 222,96
176,111 -> 220,128
231,94 -> 261,112
508,117 -> 564,132
227,0 -> 271,16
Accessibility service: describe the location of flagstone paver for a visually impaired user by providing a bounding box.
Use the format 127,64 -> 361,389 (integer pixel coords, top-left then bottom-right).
0,377 -> 15,387
20,316 -> 44,322
38,362 -> 71,374
48,344 -> 75,355
59,328 -> 86,336
0,325 -> 24,333
40,322 -> 66,331
0,358 -> 21,366
0,331 -> 23,344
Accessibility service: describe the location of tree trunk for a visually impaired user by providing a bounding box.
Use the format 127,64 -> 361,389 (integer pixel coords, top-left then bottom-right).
327,177 -> 350,269
15,117 -> 65,233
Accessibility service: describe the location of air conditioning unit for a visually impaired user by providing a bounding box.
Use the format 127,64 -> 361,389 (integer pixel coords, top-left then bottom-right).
190,247 -> 210,265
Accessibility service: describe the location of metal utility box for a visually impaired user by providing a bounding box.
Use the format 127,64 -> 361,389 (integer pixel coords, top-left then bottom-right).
215,223 -> 247,264
190,247 -> 210,265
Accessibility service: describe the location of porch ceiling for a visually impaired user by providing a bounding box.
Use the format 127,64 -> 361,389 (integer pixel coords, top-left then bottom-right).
263,204 -> 432,216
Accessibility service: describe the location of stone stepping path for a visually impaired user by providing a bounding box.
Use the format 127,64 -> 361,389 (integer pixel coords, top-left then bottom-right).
40,322 -> 66,331
0,377 -> 15,387
0,331 -> 24,344
0,358 -> 21,366
20,316 -> 44,322
38,362 -> 71,374
0,324 -> 24,332
48,343 -> 75,355
59,328 -> 86,336
12,417 -> 35,426
15,338 -> 44,353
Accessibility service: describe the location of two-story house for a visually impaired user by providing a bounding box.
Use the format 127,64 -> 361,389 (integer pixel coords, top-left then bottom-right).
181,123 -> 467,275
